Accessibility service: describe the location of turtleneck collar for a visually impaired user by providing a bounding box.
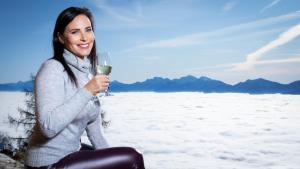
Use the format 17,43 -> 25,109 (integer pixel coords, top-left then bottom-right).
63,49 -> 92,74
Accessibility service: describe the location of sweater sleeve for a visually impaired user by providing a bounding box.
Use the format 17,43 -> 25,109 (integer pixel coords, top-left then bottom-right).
86,113 -> 109,149
35,60 -> 93,138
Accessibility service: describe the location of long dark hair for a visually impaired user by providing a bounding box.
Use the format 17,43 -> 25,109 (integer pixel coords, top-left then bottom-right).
52,7 -> 97,87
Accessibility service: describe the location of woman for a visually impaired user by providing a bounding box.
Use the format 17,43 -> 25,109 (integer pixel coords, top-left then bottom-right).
25,7 -> 145,169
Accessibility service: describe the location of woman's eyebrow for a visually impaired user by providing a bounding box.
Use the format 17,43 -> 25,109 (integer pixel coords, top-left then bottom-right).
69,26 -> 92,30
68,28 -> 80,32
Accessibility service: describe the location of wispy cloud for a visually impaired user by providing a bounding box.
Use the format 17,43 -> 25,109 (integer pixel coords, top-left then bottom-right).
234,23 -> 300,70
189,56 -> 300,71
255,57 -> 300,65
223,1 -> 239,12
135,34 -> 203,48
91,0 -> 142,23
124,11 -> 300,51
260,0 -> 281,13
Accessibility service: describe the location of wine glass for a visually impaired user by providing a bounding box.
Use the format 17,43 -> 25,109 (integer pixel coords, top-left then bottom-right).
97,51 -> 112,96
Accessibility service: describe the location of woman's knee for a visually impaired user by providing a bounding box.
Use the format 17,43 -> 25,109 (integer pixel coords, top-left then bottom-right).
120,147 -> 143,158
121,147 -> 145,169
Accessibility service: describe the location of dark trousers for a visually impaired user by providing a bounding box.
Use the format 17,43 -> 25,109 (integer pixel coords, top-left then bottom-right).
26,144 -> 145,169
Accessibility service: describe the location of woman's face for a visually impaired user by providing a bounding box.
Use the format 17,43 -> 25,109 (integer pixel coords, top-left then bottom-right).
58,14 -> 95,58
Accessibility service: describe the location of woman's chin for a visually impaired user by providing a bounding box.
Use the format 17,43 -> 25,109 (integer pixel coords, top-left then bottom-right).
75,51 -> 92,57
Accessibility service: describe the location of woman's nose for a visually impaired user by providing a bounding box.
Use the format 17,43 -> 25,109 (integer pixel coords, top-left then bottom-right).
80,32 -> 87,41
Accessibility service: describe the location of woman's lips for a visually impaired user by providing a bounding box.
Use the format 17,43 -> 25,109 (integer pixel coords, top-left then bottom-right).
78,43 -> 89,48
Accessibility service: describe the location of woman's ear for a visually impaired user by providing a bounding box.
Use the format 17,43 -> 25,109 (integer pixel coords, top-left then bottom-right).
57,32 -> 64,44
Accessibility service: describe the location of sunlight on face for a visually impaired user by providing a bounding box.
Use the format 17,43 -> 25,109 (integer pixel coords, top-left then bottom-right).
59,14 -> 95,58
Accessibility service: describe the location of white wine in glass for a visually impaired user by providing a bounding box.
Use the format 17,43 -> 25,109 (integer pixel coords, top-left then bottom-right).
97,52 -> 112,96
97,65 -> 112,75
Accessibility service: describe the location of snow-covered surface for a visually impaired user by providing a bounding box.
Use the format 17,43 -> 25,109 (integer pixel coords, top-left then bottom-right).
1,92 -> 300,169
0,92 -> 27,139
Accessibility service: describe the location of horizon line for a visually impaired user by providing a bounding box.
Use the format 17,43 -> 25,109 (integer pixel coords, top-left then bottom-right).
1,75 -> 298,86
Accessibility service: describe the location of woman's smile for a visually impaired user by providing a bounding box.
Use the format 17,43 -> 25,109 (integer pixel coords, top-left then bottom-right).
78,43 -> 89,48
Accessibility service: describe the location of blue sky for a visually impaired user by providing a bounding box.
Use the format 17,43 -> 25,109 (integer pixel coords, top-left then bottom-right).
1,0 -> 300,84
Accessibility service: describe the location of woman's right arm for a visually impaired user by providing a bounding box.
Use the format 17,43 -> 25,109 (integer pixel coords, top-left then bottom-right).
35,60 -> 93,138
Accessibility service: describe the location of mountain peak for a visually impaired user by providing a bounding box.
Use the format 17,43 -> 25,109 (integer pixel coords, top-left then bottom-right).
178,75 -> 197,81
241,78 -> 281,85
144,76 -> 170,83
152,77 -> 167,80
199,76 -> 212,81
246,78 -> 268,82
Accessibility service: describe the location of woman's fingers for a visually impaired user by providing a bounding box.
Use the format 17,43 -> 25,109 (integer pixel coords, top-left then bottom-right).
85,75 -> 110,95
95,75 -> 109,90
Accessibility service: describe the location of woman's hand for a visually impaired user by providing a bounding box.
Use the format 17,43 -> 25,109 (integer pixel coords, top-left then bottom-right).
84,75 -> 109,95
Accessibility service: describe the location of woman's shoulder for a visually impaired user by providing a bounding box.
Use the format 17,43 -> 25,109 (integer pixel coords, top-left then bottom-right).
39,59 -> 64,72
36,59 -> 66,80
43,58 -> 63,68
35,59 -> 68,84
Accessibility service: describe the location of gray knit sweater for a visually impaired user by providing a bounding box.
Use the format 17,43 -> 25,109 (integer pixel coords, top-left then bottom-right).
25,50 -> 109,167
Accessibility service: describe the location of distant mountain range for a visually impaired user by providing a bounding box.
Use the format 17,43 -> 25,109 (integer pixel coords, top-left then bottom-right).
1,75 -> 300,94
0,80 -> 34,92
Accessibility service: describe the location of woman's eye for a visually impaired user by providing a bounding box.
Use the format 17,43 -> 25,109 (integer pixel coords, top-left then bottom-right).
71,31 -> 79,34
86,28 -> 93,32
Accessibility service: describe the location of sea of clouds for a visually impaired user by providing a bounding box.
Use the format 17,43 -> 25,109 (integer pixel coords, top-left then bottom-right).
1,92 -> 300,169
